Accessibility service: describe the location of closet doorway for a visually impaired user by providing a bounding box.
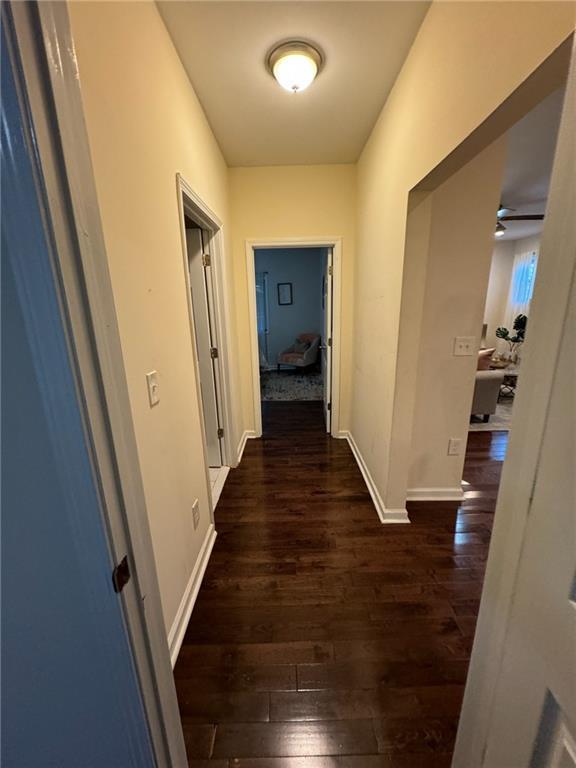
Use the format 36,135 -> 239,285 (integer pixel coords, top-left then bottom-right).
177,176 -> 234,505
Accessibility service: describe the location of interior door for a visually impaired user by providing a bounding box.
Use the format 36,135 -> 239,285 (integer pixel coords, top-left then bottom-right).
455,52 -> 576,767
255,271 -> 270,368
322,248 -> 333,433
480,273 -> 576,767
2,31 -> 155,764
186,229 -> 222,467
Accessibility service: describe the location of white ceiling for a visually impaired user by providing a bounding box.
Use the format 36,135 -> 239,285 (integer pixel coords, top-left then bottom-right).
498,88 -> 564,241
157,1 -> 430,166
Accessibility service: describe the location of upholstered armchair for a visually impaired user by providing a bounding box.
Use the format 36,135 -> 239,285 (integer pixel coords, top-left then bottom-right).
471,370 -> 505,422
277,333 -> 321,372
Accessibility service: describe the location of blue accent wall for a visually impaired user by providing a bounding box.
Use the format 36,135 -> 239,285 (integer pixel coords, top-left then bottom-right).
255,248 -> 326,366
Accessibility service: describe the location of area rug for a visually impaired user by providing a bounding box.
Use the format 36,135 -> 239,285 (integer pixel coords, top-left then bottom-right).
469,398 -> 514,432
260,370 -> 323,401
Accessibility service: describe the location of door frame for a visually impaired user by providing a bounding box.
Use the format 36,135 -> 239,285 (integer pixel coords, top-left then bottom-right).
245,237 -> 343,438
177,174 -> 236,471
6,2 -> 188,764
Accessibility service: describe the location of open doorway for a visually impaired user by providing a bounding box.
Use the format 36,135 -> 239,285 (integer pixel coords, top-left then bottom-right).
255,247 -> 328,400
247,239 -> 342,437
177,176 -> 234,506
469,88 -> 564,435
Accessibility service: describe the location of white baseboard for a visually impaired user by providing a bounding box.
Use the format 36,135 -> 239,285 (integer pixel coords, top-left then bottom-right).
236,429 -> 257,464
406,487 -> 464,501
168,523 -> 216,667
342,431 -> 410,524
211,465 -> 229,507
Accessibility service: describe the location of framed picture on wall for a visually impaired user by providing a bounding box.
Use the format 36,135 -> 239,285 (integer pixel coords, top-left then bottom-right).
277,282 -> 293,306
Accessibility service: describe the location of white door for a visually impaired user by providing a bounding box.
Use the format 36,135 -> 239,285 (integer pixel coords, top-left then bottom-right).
322,248 -> 333,433
485,272 -> 576,768
454,49 -> 576,768
255,271 -> 270,368
480,275 -> 576,767
186,229 -> 222,467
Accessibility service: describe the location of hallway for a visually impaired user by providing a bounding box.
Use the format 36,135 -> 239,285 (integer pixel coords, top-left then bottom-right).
175,403 -> 505,765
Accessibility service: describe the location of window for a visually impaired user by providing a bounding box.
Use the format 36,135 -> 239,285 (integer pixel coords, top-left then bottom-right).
512,250 -> 538,305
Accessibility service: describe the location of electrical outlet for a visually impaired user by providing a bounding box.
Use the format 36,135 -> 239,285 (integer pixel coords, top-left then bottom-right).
145,370 -> 160,407
453,336 -> 476,356
448,437 -> 463,456
192,499 -> 200,530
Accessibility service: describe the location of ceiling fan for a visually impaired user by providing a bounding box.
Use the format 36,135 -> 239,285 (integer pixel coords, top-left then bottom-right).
495,203 -> 544,237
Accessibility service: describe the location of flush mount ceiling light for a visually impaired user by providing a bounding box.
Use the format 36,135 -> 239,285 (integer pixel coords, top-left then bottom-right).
267,41 -> 323,93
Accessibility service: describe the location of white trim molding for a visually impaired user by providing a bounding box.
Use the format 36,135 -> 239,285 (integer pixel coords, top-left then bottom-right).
211,466 -> 229,508
236,429 -> 257,464
406,487 -> 464,502
343,431 -> 410,524
168,524 -> 216,668
245,237 -> 343,439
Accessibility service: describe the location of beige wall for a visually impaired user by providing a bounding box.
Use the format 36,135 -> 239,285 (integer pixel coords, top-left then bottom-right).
407,139 -> 507,494
385,191 -> 432,511
69,1 -> 235,634
229,165 -> 356,432
353,1 -> 574,512
484,241 -> 516,350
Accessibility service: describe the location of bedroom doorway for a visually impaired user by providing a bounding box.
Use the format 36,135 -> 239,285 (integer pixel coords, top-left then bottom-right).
247,239 -> 342,437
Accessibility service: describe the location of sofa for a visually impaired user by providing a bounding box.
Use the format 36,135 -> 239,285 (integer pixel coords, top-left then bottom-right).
471,369 -> 505,422
277,333 -> 321,371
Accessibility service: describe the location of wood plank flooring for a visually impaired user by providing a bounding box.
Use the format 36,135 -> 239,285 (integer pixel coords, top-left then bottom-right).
175,402 -> 508,766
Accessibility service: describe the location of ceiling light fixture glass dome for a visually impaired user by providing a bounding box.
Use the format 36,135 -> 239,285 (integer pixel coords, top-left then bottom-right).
267,41 -> 323,93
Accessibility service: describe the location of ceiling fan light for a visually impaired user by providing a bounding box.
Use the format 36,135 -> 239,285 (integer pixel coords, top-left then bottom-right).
495,222 -> 506,238
497,204 -> 516,219
268,41 -> 323,93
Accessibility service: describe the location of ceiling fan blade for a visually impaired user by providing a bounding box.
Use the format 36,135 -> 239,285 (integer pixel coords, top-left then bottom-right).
500,214 -> 545,221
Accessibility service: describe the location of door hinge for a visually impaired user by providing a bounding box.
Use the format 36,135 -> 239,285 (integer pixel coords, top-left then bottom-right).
112,555 -> 131,594
327,402 -> 332,411
210,347 -> 219,359
328,338 -> 332,347
202,253 -> 211,267
217,427 -> 224,439
328,265 -> 333,276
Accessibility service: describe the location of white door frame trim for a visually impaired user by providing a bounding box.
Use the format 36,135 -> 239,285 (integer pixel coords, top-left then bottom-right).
245,237 -> 343,438
176,174 -> 236,475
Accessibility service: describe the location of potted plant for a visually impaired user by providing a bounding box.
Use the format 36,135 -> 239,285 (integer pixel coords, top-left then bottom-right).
496,314 -> 528,363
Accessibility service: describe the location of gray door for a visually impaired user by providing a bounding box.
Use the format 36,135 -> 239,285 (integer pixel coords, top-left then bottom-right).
322,248 -> 333,432
187,229 -> 223,467
255,270 -> 270,367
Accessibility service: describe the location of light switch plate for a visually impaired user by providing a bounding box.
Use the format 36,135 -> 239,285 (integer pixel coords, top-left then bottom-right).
448,437 -> 463,456
146,370 -> 160,407
453,336 -> 476,356
192,499 -> 200,530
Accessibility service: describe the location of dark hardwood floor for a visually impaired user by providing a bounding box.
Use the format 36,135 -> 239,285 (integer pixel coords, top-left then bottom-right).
175,401 -> 508,766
